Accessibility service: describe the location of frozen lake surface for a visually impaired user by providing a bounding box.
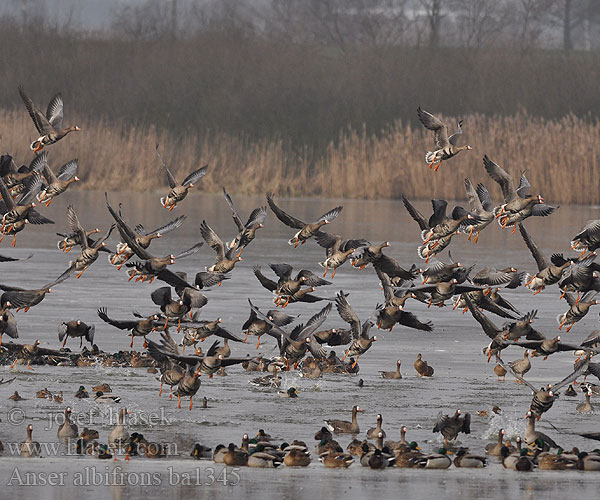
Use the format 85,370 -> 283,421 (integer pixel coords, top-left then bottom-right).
1,192 -> 599,498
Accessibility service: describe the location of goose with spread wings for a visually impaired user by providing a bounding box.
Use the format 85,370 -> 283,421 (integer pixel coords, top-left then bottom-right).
417,107 -> 471,172
0,152 -> 46,196
60,205 -> 115,279
463,178 -> 495,243
518,223 -> 571,294
222,187 -> 266,251
0,172 -> 53,246
1,272 -> 71,313
156,144 -> 207,211
376,269 -> 433,332
105,193 -> 201,289
497,352 -> 600,420
97,307 -> 160,348
315,232 -> 369,278
18,86 -> 81,152
464,295 -> 544,362
109,213 -> 186,269
267,192 -> 342,247
199,220 -> 243,274
401,195 -> 459,264
336,292 -> 377,367
252,265 -> 334,307
396,279 -> 482,308
248,299 -> 331,368
241,305 -> 296,348
36,157 -> 80,206
483,155 -> 557,233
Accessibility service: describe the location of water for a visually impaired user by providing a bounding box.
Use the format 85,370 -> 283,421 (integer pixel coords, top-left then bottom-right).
1,192 -> 600,498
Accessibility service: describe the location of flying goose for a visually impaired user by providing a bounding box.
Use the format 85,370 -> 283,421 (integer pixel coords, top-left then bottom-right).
417,107 -> 471,171
18,86 -> 81,152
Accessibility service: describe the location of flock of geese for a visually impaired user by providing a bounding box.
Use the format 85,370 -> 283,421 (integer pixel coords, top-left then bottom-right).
1,91 -> 600,472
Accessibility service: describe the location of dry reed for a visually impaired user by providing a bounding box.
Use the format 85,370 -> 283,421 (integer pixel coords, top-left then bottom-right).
1,109 -> 598,205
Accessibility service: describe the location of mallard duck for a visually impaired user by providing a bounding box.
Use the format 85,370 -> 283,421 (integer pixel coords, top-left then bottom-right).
395,442 -> 423,468
417,108 -> 471,171
213,444 -> 228,463
52,391 -> 63,403
156,145 -> 207,210
223,443 -> 248,466
433,409 -> 470,449
379,360 -> 402,379
74,385 -> 89,398
565,384 -> 577,396
284,448 -> 312,466
413,448 -> 452,469
96,444 -> 113,459
267,192 -> 342,247
20,424 -> 41,457
515,448 -> 534,471
320,451 -> 354,468
57,407 -> 78,439
9,391 -> 24,401
58,320 -> 95,348
577,452 -> 600,470
279,387 -> 299,398
18,86 -> 80,152
325,405 -> 362,435
95,391 -> 121,403
485,429 -> 505,456
500,444 -> 519,470
108,408 -> 130,447
248,444 -> 282,468
190,443 -> 213,459
80,428 -> 99,441
454,448 -> 487,468
366,414 -> 386,439
347,439 -> 373,456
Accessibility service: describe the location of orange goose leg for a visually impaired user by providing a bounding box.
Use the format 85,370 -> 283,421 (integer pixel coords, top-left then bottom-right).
474,231 -> 480,244
331,268 -> 336,278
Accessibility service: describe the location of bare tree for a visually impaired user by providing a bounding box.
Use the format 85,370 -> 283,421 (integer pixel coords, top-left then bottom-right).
418,0 -> 446,47
450,0 -> 509,48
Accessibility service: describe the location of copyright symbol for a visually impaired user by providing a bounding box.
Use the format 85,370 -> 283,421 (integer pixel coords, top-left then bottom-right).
7,407 -> 25,425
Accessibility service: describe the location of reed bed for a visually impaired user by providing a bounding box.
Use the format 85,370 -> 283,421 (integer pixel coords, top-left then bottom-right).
1,109 -> 598,205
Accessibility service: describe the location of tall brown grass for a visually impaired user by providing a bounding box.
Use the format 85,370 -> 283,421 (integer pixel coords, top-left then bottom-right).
1,109 -> 598,205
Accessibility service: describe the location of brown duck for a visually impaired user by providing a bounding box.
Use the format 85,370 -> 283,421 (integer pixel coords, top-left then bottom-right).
414,353 -> 434,377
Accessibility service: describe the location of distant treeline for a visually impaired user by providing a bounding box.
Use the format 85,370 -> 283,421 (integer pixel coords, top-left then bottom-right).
2,109 -> 598,205
0,18 -> 599,152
